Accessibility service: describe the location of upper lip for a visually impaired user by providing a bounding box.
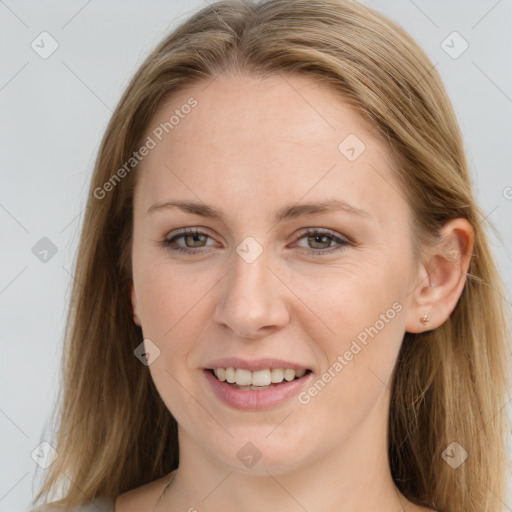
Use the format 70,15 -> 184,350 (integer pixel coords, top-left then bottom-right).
204,357 -> 311,372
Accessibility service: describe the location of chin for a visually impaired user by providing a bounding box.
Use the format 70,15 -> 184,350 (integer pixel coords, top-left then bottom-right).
209,427 -> 318,475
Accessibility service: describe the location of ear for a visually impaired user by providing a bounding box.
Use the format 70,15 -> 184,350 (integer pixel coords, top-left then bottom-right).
405,218 -> 474,333
131,283 -> 142,326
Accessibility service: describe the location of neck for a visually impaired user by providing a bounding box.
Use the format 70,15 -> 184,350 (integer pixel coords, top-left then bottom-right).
160,395 -> 418,511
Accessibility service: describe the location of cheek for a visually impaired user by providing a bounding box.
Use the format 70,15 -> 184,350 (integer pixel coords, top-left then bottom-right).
134,259 -> 214,338
134,263 -> 214,423
292,256 -> 406,349
133,260 -> 219,401
295,260 -> 407,408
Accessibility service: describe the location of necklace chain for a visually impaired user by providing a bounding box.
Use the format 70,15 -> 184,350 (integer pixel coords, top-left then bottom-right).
152,469 -> 178,511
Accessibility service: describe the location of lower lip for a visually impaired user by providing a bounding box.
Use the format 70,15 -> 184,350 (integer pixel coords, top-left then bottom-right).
203,369 -> 313,410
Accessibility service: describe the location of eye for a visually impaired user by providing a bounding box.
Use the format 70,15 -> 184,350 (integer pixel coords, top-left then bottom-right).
162,227 -> 351,257
162,227 -> 217,254
292,228 -> 351,257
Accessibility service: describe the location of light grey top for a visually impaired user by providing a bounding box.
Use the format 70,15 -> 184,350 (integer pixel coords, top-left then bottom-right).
31,497 -> 114,512
32,469 -> 176,511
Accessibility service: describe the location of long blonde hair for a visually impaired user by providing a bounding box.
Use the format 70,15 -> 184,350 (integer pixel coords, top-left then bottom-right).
33,1 -> 511,510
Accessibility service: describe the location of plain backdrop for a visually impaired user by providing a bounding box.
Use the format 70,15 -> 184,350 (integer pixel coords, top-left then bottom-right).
1,1 -> 511,510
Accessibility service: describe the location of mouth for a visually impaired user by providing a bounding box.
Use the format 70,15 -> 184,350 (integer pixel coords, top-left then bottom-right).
206,367 -> 312,390
202,366 -> 314,410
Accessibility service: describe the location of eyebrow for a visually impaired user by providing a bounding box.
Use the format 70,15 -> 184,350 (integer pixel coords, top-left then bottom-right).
146,198 -> 373,223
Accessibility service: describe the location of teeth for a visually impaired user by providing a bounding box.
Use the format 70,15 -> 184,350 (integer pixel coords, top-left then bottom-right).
215,368 -> 226,381
212,367 -> 308,386
283,368 -> 295,381
271,368 -> 283,383
225,367 -> 236,383
252,369 -> 271,386
235,368 -> 252,386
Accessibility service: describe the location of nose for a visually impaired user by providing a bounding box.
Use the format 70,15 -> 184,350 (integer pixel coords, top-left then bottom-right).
212,248 -> 290,340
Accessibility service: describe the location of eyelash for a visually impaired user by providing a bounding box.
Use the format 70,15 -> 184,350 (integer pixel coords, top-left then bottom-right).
162,227 -> 351,257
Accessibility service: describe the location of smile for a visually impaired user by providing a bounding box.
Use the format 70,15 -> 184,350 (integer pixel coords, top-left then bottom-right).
211,367 -> 308,389
203,367 -> 313,410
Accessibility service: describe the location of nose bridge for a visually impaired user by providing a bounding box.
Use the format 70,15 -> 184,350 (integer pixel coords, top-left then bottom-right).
213,241 -> 289,338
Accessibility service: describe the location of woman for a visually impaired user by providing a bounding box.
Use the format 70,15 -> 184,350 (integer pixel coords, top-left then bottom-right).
33,0 -> 511,511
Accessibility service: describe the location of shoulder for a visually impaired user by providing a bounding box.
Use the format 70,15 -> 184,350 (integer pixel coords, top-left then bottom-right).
114,474 -> 172,512
31,497 -> 114,512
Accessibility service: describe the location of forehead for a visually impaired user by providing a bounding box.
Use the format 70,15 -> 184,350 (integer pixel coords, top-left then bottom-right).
134,72 -> 404,225
152,72 -> 376,155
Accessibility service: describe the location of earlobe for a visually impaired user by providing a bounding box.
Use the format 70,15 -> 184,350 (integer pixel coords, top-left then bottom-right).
131,283 -> 142,326
405,218 -> 474,333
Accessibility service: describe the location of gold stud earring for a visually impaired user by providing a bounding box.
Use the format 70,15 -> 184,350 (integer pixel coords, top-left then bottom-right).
420,313 -> 430,326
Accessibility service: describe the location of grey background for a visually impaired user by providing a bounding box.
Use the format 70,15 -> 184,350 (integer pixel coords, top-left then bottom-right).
0,1 -> 511,510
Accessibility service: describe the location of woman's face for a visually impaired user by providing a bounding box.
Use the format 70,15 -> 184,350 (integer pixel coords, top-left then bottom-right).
130,73 -> 421,474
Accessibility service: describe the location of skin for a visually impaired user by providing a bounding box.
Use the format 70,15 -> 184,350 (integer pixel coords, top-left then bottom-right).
116,72 -> 473,511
